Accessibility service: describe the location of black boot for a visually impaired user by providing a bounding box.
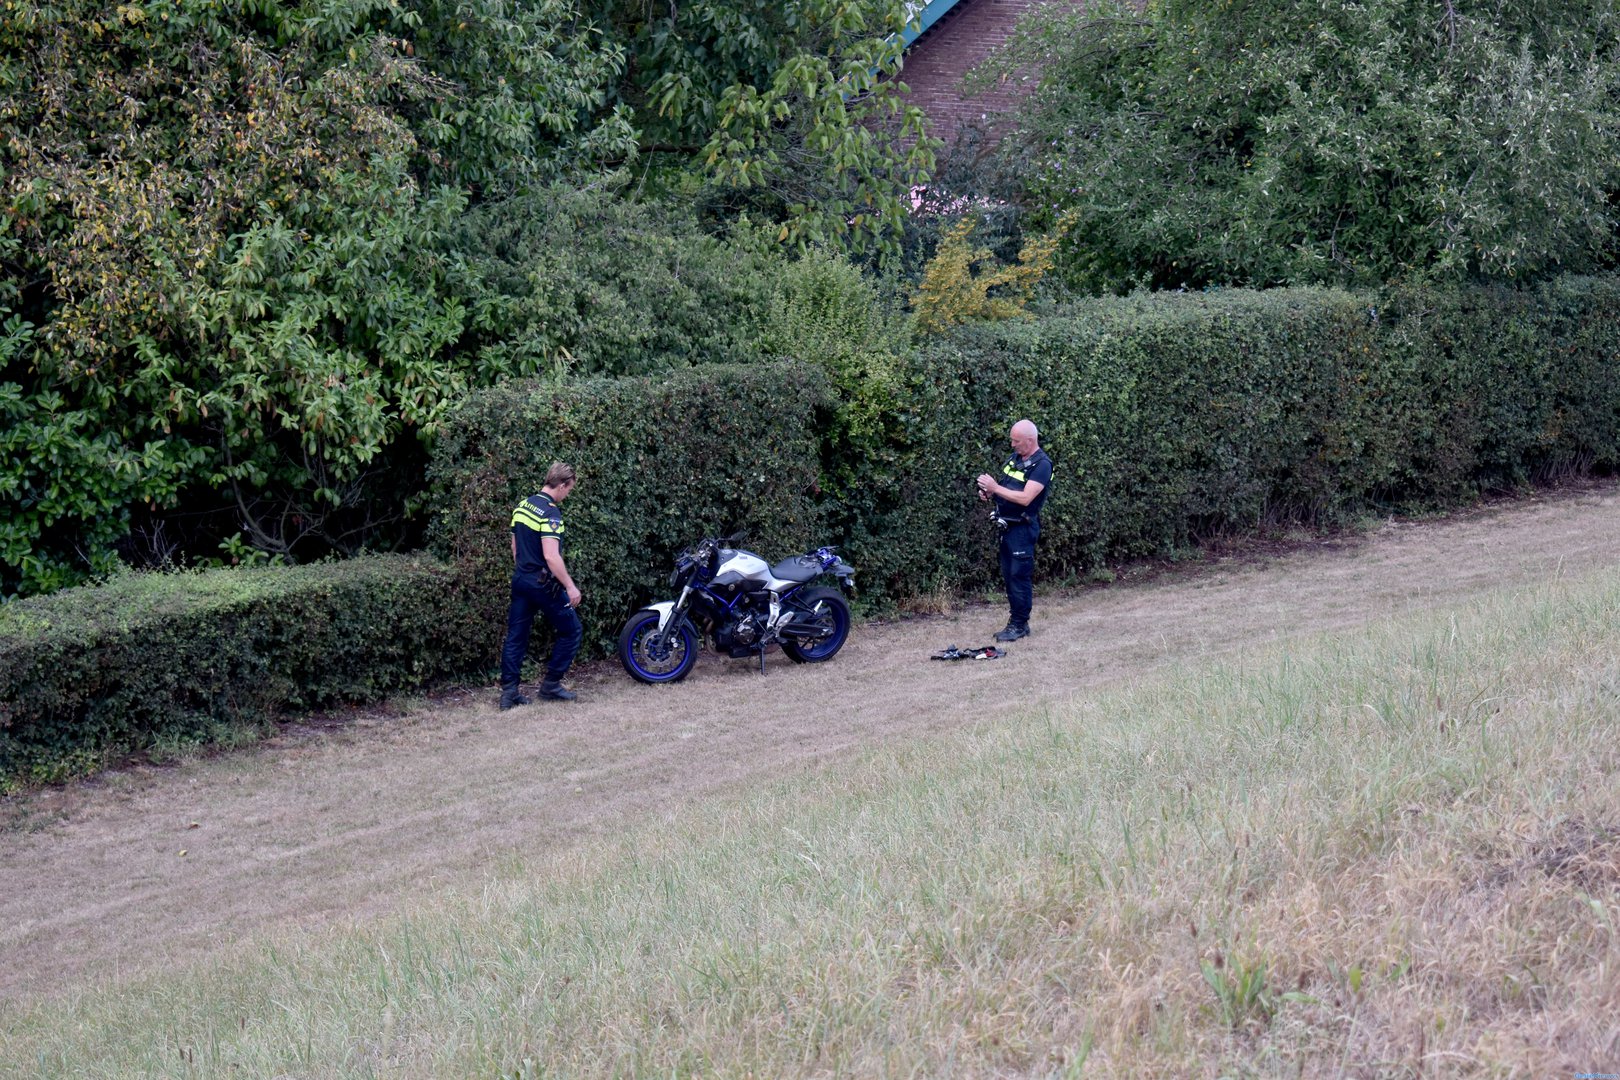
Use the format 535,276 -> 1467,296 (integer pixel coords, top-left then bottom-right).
994,622 -> 1029,642
538,678 -> 577,702
499,684 -> 531,710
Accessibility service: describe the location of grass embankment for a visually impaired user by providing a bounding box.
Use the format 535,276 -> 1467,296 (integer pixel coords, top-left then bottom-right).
5,571 -> 1618,1077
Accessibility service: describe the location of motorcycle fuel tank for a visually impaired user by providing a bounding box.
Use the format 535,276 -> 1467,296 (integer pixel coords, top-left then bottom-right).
714,548 -> 770,580
715,548 -> 811,593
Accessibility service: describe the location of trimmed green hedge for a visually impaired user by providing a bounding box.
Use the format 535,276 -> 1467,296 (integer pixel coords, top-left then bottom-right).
426,362 -> 833,656
933,278 -> 1620,584
431,278 -> 1620,626
10,276 -> 1617,788
0,555 -> 485,788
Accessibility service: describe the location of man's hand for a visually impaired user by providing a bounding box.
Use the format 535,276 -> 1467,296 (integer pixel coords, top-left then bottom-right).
566,584 -> 582,608
976,473 -> 997,499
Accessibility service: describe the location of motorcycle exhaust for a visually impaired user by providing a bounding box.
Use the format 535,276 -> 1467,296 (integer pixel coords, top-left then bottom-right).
774,622 -> 830,640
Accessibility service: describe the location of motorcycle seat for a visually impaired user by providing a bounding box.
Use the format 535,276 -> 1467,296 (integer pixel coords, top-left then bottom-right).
769,555 -> 822,583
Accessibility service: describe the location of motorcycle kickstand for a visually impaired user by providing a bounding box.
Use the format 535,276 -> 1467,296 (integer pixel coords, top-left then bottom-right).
757,642 -> 768,675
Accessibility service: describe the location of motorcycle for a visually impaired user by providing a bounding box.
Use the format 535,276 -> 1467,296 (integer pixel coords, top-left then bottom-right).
618,533 -> 857,683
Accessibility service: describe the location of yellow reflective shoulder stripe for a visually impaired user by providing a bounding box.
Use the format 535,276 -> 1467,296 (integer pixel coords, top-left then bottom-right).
513,494 -> 566,537
1002,462 -> 1027,483
512,505 -> 547,530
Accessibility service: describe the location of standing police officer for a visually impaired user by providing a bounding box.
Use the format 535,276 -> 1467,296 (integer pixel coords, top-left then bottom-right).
976,419 -> 1052,642
499,461 -> 584,708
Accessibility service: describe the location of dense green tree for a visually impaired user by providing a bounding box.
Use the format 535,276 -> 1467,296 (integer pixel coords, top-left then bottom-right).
0,0 -> 628,591
387,0 -> 636,189
984,0 -> 1620,290
0,0 -> 935,594
596,0 -> 936,258
456,179 -> 788,377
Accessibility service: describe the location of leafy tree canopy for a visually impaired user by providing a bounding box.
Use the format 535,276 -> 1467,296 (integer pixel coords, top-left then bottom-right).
983,0 -> 1620,290
0,0 -> 935,594
456,180 -> 788,378
595,0 -> 936,258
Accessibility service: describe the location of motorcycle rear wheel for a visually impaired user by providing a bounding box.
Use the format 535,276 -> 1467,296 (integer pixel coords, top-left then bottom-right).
619,609 -> 698,684
782,587 -> 851,664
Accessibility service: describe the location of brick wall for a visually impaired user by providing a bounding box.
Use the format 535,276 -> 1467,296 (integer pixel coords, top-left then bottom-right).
900,0 -> 1085,152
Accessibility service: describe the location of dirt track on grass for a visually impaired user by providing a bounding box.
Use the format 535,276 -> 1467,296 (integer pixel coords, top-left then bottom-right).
3,482 -> 1619,1000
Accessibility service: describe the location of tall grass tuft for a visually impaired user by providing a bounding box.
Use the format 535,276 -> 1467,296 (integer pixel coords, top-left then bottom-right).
6,570 -> 1619,1077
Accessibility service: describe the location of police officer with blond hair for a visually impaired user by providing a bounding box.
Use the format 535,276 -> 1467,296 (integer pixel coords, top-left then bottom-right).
499,461 -> 583,708
976,419 -> 1052,642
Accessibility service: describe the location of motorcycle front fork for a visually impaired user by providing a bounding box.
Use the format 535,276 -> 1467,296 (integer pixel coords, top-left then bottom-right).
653,587 -> 692,653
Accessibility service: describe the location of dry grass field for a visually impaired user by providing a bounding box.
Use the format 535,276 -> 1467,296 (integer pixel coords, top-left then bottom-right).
2,481 -> 1618,1076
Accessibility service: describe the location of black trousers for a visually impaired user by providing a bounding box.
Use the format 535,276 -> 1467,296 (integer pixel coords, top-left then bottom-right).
500,574 -> 582,686
998,521 -> 1037,627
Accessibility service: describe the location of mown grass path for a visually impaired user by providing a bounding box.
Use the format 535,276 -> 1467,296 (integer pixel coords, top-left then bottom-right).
4,481 -> 1618,1001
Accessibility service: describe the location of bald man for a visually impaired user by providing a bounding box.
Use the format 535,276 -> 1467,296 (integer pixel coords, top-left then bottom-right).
976,419 -> 1053,642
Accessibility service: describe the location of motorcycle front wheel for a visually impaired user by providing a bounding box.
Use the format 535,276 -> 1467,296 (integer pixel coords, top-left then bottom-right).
619,609 -> 699,684
782,586 -> 851,664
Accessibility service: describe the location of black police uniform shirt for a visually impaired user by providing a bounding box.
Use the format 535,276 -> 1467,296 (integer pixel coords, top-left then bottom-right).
994,448 -> 1053,523
511,492 -> 565,579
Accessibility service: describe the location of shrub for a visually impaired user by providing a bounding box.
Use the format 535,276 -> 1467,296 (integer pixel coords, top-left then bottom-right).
431,276 -> 1620,622
874,278 -> 1620,591
426,362 -> 832,658
756,246 -> 913,453
458,186 -> 790,378
0,555 -> 485,789
910,215 -> 1072,335
986,0 -> 1620,290
0,0 -> 634,591
11,276 -> 1616,787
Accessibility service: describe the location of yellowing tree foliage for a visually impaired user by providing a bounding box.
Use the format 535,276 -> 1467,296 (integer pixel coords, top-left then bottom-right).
910,216 -> 1072,335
